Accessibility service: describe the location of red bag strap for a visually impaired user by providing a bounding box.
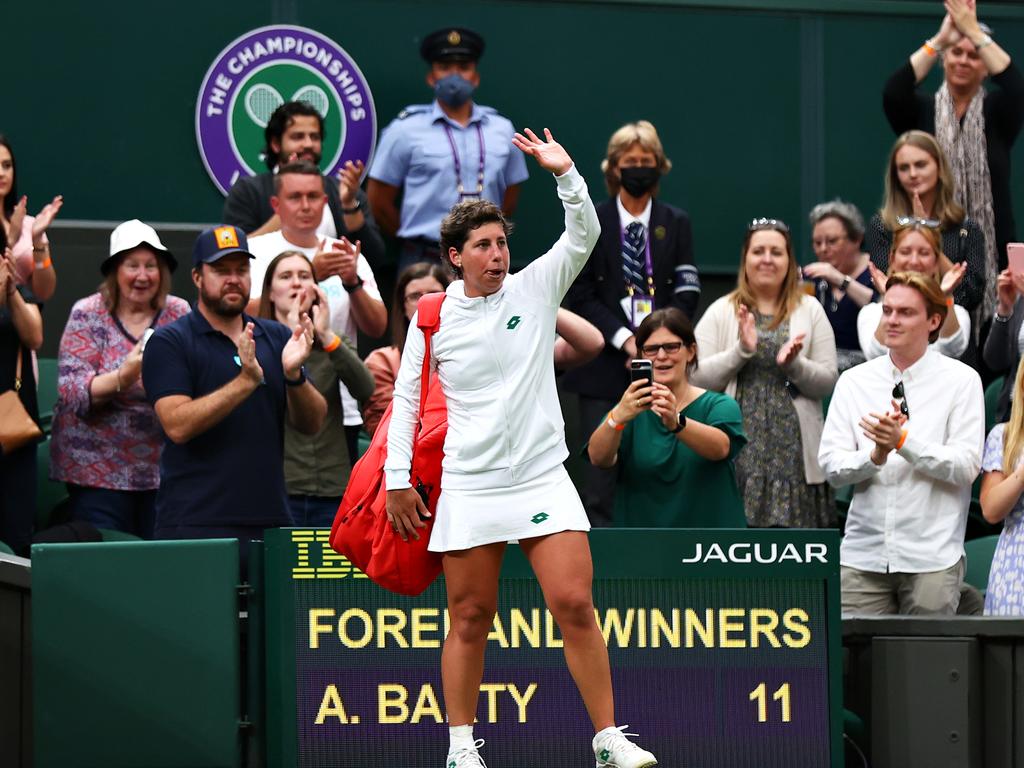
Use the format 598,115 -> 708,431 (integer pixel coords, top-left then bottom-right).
414,293 -> 446,422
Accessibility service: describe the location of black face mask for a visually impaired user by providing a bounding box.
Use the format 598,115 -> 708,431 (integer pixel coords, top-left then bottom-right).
619,166 -> 660,198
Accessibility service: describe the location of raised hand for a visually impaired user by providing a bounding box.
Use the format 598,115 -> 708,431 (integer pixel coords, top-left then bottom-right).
803,262 -> 842,286
737,304 -> 757,353
945,0 -> 982,39
512,128 -> 572,176
118,339 -> 146,389
649,382 -> 680,431
337,160 -> 365,208
32,195 -> 63,240
281,312 -> 315,378
311,287 -> 334,346
860,410 -> 904,465
237,322 -> 264,386
934,12 -> 964,48
777,333 -> 807,367
869,262 -> 889,295
611,378 -> 655,425
996,268 -> 1016,315
286,284 -> 317,329
912,191 -> 928,220
940,261 -> 967,295
312,237 -> 360,285
0,253 -> 11,305
8,196 -> 26,246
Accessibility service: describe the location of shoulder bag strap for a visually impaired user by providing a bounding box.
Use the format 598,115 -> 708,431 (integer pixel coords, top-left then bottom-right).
414,292 -> 447,425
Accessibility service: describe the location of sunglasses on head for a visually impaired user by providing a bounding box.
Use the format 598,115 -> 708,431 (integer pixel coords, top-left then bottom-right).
896,216 -> 941,229
892,380 -> 910,420
748,217 -> 790,234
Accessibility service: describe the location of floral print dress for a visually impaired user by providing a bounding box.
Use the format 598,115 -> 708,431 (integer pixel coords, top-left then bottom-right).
982,423 -> 1024,615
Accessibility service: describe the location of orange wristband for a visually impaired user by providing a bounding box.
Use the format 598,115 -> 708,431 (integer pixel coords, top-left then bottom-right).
35,256 -> 52,270
322,334 -> 342,353
923,41 -> 939,57
946,296 -> 954,308
605,412 -> 626,431
896,429 -> 908,450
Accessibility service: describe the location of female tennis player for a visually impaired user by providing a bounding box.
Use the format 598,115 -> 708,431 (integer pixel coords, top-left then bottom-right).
385,128 -> 658,768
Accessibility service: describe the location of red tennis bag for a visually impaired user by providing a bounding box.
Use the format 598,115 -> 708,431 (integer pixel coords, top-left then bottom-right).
329,293 -> 446,596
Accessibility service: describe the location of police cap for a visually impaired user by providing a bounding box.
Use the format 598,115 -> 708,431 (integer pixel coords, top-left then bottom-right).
419,27 -> 485,63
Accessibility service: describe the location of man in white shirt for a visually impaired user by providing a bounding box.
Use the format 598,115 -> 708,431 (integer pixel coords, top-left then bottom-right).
248,161 -> 387,462
819,271 -> 984,615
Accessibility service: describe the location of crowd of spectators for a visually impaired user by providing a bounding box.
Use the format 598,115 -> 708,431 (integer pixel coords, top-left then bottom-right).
2,4 -> 1024,619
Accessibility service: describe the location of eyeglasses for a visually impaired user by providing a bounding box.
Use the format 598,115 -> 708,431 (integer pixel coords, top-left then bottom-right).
812,234 -> 848,250
641,342 -> 684,357
896,216 -> 941,229
749,217 -> 790,233
892,380 -> 910,420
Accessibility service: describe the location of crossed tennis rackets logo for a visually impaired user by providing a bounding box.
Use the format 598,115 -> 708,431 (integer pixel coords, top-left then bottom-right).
244,84 -> 332,127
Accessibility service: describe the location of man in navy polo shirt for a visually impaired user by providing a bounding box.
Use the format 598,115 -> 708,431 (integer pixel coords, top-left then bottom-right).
142,224 -> 327,565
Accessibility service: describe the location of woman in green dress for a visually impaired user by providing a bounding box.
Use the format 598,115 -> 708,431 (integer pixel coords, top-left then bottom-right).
587,307 -> 747,527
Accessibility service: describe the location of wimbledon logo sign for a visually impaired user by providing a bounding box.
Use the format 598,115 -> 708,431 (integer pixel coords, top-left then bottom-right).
195,25 -> 376,195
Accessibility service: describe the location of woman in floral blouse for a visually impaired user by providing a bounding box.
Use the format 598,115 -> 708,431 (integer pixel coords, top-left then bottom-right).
50,220 -> 189,538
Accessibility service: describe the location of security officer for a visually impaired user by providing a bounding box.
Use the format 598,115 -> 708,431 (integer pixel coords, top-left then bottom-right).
367,27 -> 529,271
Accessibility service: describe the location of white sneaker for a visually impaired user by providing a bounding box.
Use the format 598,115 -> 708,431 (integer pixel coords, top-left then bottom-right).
593,725 -> 657,768
446,738 -> 487,768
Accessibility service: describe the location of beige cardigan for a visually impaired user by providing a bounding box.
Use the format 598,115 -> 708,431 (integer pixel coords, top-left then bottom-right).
691,294 -> 838,484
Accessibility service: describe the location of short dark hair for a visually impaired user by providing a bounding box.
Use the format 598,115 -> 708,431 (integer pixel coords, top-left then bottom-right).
273,160 -> 324,194
439,200 -> 513,278
634,307 -> 699,373
0,135 -> 17,216
392,262 -> 450,353
263,102 -> 324,170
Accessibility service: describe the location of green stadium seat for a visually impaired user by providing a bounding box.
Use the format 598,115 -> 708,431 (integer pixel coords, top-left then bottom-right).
36,436 -> 69,533
357,429 -> 371,459
36,357 -> 59,433
984,376 -> 1004,436
0,540 -> 13,555
964,534 -> 1000,594
97,528 -> 142,542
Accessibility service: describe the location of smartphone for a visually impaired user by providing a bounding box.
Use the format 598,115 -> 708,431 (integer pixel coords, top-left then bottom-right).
1008,243 -> 1024,276
141,328 -> 155,352
629,359 -> 653,385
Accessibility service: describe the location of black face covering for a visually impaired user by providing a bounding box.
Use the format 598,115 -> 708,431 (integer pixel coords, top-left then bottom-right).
619,166 -> 660,198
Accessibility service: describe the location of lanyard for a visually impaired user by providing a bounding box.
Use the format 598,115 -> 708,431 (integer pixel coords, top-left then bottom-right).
621,224 -> 654,297
442,122 -> 485,199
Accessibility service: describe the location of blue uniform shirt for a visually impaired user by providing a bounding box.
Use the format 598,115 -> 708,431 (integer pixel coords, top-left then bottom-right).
369,101 -> 529,240
142,309 -> 294,529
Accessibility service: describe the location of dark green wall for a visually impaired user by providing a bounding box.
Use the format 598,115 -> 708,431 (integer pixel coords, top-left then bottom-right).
6,0 -> 1024,287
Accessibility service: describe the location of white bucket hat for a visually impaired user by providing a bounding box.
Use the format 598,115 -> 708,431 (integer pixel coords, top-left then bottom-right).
103,219 -> 177,275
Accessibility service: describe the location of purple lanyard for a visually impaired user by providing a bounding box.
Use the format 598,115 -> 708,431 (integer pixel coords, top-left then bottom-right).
442,122 -> 485,199
621,224 -> 655,296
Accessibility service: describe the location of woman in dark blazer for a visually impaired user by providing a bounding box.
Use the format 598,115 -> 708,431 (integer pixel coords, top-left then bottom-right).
985,267 -> 1024,422
563,120 -> 700,526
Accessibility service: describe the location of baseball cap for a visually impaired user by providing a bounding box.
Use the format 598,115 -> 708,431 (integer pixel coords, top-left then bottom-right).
192,224 -> 254,267
103,219 -> 177,275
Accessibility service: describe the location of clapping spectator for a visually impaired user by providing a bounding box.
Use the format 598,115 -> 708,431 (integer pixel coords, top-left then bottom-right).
49,221 -> 188,538
587,308 -> 746,527
883,0 -> 1024,284
858,222 -> 970,361
804,200 -> 877,371
864,130 -> 985,319
0,135 -> 61,302
564,120 -> 700,526
257,250 -> 374,525
983,266 -> 1024,422
0,239 -> 43,555
693,218 -> 838,528
980,359 -> 1024,615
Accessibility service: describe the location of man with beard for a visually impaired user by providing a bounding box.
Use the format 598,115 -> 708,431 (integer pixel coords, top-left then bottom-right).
367,27 -> 528,270
142,225 -> 326,568
222,101 -> 385,265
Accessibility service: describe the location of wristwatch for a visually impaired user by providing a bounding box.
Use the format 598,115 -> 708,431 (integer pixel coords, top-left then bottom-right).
284,367 -> 307,387
840,275 -> 851,292
342,276 -> 365,293
670,411 -> 687,434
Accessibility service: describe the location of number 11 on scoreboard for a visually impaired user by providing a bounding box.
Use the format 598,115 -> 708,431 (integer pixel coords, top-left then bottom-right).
749,682 -> 792,723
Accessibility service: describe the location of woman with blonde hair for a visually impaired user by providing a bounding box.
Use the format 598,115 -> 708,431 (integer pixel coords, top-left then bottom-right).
979,356 -> 1024,615
693,218 -> 838,528
564,119 -> 699,526
864,130 -> 986,318
858,222 -> 969,360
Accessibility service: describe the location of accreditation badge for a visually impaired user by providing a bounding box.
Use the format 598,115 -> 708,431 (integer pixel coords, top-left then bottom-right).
631,295 -> 653,328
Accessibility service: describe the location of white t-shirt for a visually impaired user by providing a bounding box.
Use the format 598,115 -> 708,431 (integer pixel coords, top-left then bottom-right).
247,230 -> 383,425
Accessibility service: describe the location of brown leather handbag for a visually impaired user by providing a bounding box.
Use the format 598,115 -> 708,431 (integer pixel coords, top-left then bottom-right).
0,346 -> 42,455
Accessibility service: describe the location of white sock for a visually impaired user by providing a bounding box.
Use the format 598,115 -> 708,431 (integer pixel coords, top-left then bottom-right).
449,724 -> 474,751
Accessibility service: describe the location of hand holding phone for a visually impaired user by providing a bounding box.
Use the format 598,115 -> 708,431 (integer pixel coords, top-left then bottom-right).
629,359 -> 653,385
141,328 -> 155,352
1008,243 -> 1024,277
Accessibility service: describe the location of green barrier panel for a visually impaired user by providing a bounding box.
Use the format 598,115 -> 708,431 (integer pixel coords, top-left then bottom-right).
32,540 -> 242,768
263,527 -> 843,767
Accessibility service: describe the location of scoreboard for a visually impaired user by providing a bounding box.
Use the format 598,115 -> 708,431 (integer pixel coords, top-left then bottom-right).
262,528 -> 842,767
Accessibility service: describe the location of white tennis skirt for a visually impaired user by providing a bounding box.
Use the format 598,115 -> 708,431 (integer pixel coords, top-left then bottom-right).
429,464 -> 591,552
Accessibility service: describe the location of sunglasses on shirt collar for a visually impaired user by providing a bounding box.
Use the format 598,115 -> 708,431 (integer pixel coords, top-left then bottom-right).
892,380 -> 910,420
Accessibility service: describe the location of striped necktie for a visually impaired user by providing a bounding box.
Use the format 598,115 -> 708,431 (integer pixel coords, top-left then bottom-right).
622,220 -> 647,293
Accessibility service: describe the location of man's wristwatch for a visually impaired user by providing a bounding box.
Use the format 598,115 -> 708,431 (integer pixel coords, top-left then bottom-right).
342,201 -> 362,214
284,367 -> 307,386
670,411 -> 687,434
342,276 -> 365,293
840,275 -> 851,292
